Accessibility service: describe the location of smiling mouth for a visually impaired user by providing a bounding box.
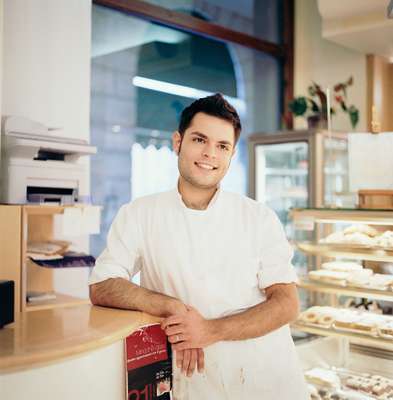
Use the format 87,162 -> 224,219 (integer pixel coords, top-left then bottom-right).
195,162 -> 218,170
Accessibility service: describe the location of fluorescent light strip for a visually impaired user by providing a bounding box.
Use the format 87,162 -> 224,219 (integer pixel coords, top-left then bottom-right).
132,76 -> 245,115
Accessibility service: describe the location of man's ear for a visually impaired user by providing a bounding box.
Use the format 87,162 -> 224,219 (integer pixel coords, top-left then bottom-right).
172,131 -> 182,155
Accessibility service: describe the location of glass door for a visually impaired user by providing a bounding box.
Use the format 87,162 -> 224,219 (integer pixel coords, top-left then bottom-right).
323,135 -> 356,208
254,141 -> 309,270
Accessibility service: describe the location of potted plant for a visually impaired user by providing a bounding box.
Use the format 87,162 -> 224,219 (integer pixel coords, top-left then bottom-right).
288,77 -> 359,130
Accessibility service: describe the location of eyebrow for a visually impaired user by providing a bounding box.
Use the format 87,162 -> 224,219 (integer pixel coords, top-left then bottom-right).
190,131 -> 233,147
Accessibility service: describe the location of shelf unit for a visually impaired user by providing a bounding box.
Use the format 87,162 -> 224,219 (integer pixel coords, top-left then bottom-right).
0,204 -> 90,319
291,207 -> 393,360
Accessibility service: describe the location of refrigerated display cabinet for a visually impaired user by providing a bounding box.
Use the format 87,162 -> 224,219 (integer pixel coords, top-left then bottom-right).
248,130 -> 355,273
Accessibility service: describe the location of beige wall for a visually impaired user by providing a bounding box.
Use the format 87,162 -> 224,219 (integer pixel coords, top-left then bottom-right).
1,0 -> 92,299
367,55 -> 393,132
294,0 -> 367,132
2,0 -> 91,141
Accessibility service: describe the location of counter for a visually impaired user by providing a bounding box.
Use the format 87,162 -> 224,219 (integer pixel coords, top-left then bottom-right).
0,304 -> 160,400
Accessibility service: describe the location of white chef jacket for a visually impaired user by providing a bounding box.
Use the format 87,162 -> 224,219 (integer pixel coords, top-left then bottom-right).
89,187 -> 309,400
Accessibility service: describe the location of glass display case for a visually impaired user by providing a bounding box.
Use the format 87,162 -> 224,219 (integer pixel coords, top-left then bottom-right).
291,207 -> 393,396
248,130 -> 354,274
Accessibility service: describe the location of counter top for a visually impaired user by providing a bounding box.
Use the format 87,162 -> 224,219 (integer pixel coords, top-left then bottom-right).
0,304 -> 160,373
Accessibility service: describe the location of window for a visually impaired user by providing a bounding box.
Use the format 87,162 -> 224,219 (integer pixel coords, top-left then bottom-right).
90,3 -> 285,256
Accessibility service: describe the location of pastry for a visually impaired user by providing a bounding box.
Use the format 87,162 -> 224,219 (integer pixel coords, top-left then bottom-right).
351,315 -> 380,335
309,270 -> 349,286
342,232 -> 376,246
378,320 -> 393,338
343,224 -> 379,237
345,377 -> 361,390
304,368 -> 341,388
308,384 -> 321,400
299,306 -> 332,324
299,308 -> 319,324
359,380 -> 373,393
333,312 -> 359,331
316,314 -> 335,328
322,231 -> 346,244
368,274 -> 393,290
321,261 -> 363,272
346,269 -> 374,288
375,230 -> 393,248
373,383 -> 389,396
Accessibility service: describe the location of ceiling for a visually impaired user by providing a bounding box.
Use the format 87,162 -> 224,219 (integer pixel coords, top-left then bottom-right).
317,0 -> 393,61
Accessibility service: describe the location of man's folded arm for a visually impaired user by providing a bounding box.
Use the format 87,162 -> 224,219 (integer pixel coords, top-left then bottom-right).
209,282 -> 300,342
89,277 -> 187,317
163,282 -> 300,350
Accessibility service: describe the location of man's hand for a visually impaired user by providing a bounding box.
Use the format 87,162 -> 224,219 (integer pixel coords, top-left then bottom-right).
175,348 -> 204,377
163,301 -> 205,377
161,306 -> 217,351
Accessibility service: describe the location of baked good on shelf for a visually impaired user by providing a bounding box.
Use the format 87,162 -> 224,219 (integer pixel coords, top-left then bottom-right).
378,319 -> 393,339
307,384 -> 321,400
351,314 -> 381,336
309,270 -> 350,286
322,231 -> 376,246
343,224 -> 379,237
304,367 -> 341,388
321,261 -> 363,272
322,231 -> 346,244
316,314 -> 335,328
298,306 -> 338,327
333,310 -> 359,331
346,269 -> 374,288
375,230 -> 393,248
372,382 -> 389,396
299,307 -> 319,324
367,274 -> 393,290
334,310 -> 385,336
345,377 -> 361,390
342,232 -> 376,246
320,224 -> 383,247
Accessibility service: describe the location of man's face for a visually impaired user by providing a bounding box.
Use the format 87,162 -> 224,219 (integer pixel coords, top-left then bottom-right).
172,112 -> 236,190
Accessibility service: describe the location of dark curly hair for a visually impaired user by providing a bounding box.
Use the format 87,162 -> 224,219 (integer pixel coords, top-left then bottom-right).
178,93 -> 241,145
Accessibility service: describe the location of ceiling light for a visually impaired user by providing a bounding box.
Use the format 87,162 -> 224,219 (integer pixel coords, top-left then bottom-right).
132,76 -> 246,115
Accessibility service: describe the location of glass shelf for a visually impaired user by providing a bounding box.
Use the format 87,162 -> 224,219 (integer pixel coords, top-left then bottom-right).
291,208 -> 393,225
298,277 -> 393,302
295,241 -> 393,262
292,322 -> 393,352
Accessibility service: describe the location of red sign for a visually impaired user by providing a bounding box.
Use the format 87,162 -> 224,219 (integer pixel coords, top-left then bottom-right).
126,324 -> 169,371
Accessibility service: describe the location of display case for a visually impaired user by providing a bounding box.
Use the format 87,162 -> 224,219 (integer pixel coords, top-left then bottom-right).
291,207 -> 393,397
248,130 -> 354,273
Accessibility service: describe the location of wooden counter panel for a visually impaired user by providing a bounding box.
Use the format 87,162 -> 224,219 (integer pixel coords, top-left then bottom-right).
0,304 -> 160,373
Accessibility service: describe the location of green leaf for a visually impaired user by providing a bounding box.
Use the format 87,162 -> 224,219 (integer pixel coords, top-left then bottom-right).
309,99 -> 320,113
349,106 -> 359,129
289,97 -> 308,116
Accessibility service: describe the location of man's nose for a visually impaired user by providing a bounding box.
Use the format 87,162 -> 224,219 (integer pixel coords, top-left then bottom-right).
202,143 -> 217,158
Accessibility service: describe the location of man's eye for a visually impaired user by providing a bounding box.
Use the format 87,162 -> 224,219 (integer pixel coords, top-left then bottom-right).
219,144 -> 229,151
193,137 -> 205,143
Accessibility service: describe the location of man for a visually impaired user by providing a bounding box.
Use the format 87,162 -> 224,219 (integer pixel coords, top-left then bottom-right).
89,94 -> 309,399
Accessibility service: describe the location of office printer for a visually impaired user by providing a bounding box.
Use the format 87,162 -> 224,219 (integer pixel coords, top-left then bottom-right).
1,116 -> 97,204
